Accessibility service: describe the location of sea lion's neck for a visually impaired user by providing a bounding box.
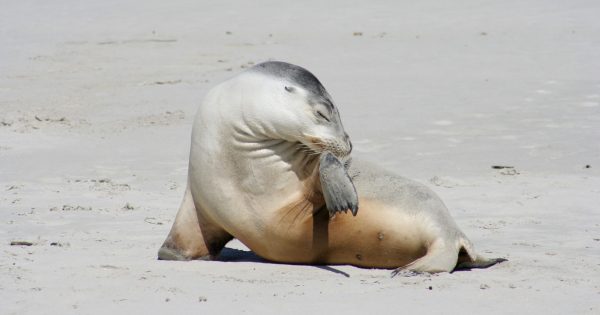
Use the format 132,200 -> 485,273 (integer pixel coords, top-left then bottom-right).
229,126 -> 320,196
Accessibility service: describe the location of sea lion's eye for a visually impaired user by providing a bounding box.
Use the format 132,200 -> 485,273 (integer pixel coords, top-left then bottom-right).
284,86 -> 295,93
316,110 -> 330,122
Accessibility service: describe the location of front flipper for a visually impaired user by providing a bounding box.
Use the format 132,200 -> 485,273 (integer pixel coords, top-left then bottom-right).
319,152 -> 359,217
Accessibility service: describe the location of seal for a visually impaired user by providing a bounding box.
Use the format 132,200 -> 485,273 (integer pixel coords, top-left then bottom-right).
158,61 -> 506,273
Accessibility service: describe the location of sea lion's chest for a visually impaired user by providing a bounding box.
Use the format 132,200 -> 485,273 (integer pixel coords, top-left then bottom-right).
191,137 -> 321,231
241,155 -> 323,217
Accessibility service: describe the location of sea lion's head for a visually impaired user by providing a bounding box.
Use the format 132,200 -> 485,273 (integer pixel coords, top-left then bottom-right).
245,61 -> 352,159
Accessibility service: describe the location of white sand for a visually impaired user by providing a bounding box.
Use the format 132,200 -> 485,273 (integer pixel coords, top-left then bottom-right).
1,1 -> 599,314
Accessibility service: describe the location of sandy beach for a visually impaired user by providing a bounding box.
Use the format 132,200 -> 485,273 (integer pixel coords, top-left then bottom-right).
1,1 -> 599,314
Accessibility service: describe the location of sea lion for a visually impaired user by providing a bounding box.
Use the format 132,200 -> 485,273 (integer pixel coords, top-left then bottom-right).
157,61 -> 505,273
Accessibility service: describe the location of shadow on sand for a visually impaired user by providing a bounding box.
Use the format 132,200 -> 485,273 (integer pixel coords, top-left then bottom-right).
216,247 -> 351,277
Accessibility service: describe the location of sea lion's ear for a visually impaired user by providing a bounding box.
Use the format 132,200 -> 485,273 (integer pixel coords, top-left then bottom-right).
319,152 -> 359,217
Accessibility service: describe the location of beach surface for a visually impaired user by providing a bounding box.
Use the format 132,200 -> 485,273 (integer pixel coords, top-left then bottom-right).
1,1 -> 599,314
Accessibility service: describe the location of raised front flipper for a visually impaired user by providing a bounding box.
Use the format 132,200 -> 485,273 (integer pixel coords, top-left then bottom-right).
319,152 -> 359,217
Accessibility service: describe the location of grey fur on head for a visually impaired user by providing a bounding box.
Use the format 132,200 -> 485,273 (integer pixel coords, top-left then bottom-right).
252,61 -> 333,106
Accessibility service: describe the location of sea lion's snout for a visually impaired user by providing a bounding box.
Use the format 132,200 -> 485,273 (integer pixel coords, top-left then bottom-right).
304,132 -> 352,159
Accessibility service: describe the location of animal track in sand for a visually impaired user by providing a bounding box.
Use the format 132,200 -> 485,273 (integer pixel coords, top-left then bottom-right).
90,111 -> 187,134
469,219 -> 508,230
89,179 -> 131,193
68,178 -> 132,194
136,110 -> 185,127
429,176 -> 471,188
138,79 -> 182,86
49,205 -> 93,211
0,112 -> 90,133
513,242 -> 540,248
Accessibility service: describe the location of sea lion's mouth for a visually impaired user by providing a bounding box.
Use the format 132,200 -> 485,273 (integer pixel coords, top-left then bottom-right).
301,134 -> 352,160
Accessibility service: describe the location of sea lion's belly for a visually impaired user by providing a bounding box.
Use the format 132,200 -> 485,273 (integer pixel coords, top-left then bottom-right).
252,197 -> 431,268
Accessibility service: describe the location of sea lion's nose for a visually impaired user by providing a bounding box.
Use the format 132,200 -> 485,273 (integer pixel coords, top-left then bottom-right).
345,132 -> 352,154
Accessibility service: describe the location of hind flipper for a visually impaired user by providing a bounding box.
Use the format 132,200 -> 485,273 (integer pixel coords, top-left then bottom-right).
319,151 -> 359,217
158,184 -> 232,261
456,256 -> 507,270
454,237 -> 507,270
391,239 -> 458,276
